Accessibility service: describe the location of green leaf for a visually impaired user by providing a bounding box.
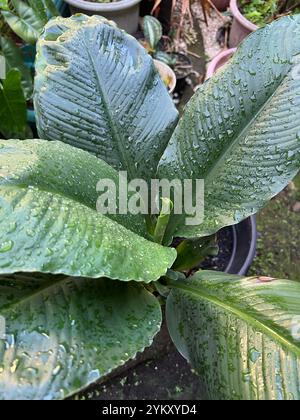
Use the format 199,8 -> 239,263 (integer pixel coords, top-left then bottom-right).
34,15 -> 178,182
167,270 -> 300,400
158,16 -> 300,240
0,139 -> 176,283
143,15 -> 162,50
27,0 -> 48,25
0,35 -> 33,99
0,0 -> 9,11
0,273 -> 162,400
43,0 -> 59,17
0,69 -> 27,138
1,0 -> 45,44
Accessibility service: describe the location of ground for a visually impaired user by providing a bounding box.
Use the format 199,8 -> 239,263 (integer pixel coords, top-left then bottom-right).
249,172 -> 300,280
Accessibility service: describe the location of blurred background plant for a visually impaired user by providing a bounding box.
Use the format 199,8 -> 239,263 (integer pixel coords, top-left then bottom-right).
0,0 -> 63,138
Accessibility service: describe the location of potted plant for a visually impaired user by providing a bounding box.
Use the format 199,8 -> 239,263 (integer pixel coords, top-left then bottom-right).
63,0 -> 142,34
229,0 -> 300,47
141,14 -> 192,92
206,47 -> 236,79
1,14 -> 300,400
0,0 -> 67,136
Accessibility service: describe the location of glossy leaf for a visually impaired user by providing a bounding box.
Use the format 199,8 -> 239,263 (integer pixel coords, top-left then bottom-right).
0,69 -> 27,137
158,16 -> 300,240
0,35 -> 33,99
167,271 -> 300,400
0,140 -> 176,283
1,0 -> 45,44
0,273 -> 162,400
34,15 -> 178,182
143,15 -> 162,50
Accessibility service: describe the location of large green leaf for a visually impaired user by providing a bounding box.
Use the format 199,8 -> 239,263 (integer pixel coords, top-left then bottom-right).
34,14 -> 178,182
0,35 -> 33,99
1,0 -> 45,44
0,140 -> 176,282
0,69 -> 27,138
158,16 -> 300,240
0,273 -> 162,400
167,271 -> 300,400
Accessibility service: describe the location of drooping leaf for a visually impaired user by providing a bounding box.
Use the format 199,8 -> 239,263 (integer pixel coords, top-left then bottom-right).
167,271 -> 300,400
1,0 -> 45,44
0,0 -> 9,11
0,140 -> 176,283
158,16 -> 300,240
143,15 -> 162,50
0,273 -> 162,400
0,69 -> 27,138
0,35 -> 33,99
34,15 -> 178,182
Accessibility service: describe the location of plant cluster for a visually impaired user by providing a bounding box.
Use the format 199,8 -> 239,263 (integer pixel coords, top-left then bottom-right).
240,0 -> 300,26
0,12 -> 300,400
0,0 -> 61,138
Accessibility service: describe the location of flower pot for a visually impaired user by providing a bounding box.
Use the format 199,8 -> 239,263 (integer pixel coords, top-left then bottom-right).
205,48 -> 236,80
64,0 -> 142,34
153,59 -> 176,94
229,0 -> 258,47
211,0 -> 230,11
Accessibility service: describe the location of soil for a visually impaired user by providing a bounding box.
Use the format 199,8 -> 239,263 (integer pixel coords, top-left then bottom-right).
200,227 -> 234,272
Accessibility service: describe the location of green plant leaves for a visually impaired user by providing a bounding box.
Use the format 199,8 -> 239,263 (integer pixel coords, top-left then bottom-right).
143,15 -> 162,50
0,273 -> 162,400
34,15 -> 178,182
0,35 -> 33,99
1,0 -> 45,44
158,16 -> 300,240
0,140 -> 176,283
0,69 -> 27,138
167,271 -> 300,400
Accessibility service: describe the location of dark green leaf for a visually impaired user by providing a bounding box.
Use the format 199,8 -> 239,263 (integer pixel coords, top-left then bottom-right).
0,35 -> 33,99
0,69 -> 27,137
158,16 -> 300,240
34,15 -> 178,182
0,140 -> 176,283
167,270 -> 300,400
0,273 -> 162,400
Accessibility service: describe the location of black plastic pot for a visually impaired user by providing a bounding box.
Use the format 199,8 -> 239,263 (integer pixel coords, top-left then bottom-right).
225,216 -> 257,275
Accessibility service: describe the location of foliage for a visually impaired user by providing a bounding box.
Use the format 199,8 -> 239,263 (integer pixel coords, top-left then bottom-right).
0,14 -> 300,400
240,0 -> 300,26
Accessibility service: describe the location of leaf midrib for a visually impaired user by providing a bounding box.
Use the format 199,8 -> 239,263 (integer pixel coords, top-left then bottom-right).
169,280 -> 300,357
203,64 -> 292,185
83,30 -> 134,180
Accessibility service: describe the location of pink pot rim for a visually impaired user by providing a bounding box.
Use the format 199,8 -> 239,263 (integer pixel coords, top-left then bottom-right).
230,0 -> 258,31
206,48 -> 237,80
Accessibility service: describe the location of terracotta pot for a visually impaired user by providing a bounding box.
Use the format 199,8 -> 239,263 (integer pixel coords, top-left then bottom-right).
229,0 -> 258,47
64,0 -> 142,34
153,59 -> 176,94
206,48 -> 236,80
211,0 -> 230,11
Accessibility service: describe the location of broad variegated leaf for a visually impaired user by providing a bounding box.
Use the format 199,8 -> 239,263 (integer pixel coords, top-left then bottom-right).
158,16 -> 300,240
0,273 -> 162,400
34,14 -> 178,182
167,271 -> 300,400
0,140 -> 176,283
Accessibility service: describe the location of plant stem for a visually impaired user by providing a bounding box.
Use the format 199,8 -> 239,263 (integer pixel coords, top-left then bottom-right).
153,197 -> 173,244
